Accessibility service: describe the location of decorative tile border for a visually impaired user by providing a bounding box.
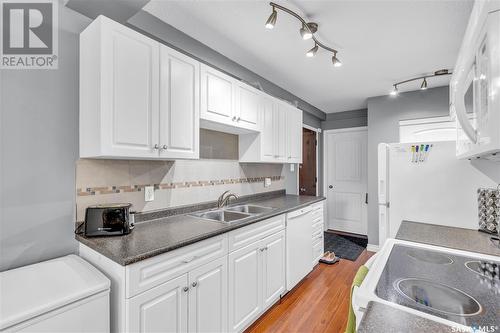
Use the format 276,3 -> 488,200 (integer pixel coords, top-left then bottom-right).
77,176 -> 284,197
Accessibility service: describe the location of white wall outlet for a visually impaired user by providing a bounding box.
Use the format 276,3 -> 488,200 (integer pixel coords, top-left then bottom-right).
264,177 -> 272,188
144,186 -> 155,202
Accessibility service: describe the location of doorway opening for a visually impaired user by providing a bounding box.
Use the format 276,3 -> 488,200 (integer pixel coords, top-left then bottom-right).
299,127 -> 318,196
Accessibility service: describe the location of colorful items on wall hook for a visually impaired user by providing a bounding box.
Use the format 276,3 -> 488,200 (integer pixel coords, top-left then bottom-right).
411,143 -> 433,164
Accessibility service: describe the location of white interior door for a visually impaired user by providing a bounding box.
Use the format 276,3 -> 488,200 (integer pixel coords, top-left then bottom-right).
324,128 -> 368,235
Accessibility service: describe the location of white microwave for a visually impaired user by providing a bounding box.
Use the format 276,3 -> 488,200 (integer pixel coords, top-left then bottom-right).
450,1 -> 500,161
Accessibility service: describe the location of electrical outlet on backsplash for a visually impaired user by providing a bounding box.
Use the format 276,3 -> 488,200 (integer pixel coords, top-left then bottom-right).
75,159 -> 286,221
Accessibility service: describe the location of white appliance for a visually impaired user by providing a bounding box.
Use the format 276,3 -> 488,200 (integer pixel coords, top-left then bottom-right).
450,0 -> 500,160
0,255 -> 110,332
286,206 -> 313,291
378,141 -> 497,246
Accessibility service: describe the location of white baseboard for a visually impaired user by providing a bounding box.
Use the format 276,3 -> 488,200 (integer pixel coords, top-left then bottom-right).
366,244 -> 380,252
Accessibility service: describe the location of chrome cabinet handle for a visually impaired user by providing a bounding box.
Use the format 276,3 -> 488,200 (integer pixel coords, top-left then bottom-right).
191,281 -> 198,287
232,116 -> 237,121
162,145 -> 167,150
260,248 -> 265,252
182,256 -> 198,263
183,286 -> 189,292
154,144 -> 160,150
237,116 -> 241,121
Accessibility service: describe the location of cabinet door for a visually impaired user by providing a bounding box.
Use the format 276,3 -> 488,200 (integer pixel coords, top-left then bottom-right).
261,97 -> 276,161
274,105 -> 287,161
188,257 -> 227,333
200,64 -> 234,124
100,18 -> 160,158
261,231 -> 286,310
159,45 -> 200,159
235,83 -> 261,131
228,243 -> 262,332
126,274 -> 188,333
286,106 -> 303,163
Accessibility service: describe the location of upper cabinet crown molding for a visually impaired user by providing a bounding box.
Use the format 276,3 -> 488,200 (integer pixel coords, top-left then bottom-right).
79,15 -> 199,160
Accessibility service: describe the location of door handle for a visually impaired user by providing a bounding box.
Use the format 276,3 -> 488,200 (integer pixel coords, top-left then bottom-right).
365,193 -> 368,204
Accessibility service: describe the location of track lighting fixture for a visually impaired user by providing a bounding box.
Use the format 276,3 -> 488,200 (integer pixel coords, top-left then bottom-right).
264,2 -> 340,67
391,69 -> 452,95
390,85 -> 399,96
265,7 -> 277,29
420,78 -> 428,90
332,53 -> 342,67
306,44 -> 318,57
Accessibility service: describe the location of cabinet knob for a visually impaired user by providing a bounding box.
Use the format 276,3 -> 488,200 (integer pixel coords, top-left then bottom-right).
232,116 -> 237,121
183,286 -> 189,292
191,281 -> 198,287
154,144 -> 159,150
162,145 -> 167,150
237,116 -> 241,122
329,185 -> 334,189
260,247 -> 266,252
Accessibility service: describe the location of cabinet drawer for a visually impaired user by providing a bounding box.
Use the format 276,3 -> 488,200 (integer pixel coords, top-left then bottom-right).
312,240 -> 324,265
312,220 -> 323,233
312,229 -> 323,243
311,201 -> 324,212
126,235 -> 228,298
228,214 -> 285,252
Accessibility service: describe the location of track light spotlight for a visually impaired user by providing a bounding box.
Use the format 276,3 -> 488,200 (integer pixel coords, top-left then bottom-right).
390,85 -> 399,96
332,53 -> 342,67
265,7 -> 277,29
306,44 -> 318,57
420,78 -> 428,90
300,24 -> 313,40
265,2 -> 339,67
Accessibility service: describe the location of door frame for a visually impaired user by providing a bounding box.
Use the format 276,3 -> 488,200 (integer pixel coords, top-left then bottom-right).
323,126 -> 368,234
300,124 -> 321,196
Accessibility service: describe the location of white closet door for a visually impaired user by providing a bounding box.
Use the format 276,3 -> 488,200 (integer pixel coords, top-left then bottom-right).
325,128 -> 368,235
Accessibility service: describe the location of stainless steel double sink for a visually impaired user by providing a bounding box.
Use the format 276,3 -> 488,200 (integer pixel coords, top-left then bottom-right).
189,204 -> 274,223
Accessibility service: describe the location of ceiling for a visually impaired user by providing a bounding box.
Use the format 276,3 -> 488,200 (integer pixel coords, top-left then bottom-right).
144,0 -> 473,113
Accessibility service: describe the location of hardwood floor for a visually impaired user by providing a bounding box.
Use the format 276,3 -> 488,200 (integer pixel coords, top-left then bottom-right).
245,250 -> 374,333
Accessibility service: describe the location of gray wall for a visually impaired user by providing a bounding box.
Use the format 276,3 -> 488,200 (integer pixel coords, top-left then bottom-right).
366,86 -> 450,245
321,109 -> 367,130
0,5 -> 90,271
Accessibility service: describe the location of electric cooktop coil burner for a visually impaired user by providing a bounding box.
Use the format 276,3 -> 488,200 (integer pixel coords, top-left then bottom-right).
394,278 -> 482,317
406,249 -> 454,265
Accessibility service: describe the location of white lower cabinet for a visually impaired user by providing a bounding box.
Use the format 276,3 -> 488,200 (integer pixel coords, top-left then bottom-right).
79,206 -> 326,333
228,229 -> 286,333
188,257 -> 227,333
228,241 -> 262,332
127,274 -> 188,333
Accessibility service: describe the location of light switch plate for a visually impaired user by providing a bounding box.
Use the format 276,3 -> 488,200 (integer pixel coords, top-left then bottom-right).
144,186 -> 155,202
264,177 -> 271,188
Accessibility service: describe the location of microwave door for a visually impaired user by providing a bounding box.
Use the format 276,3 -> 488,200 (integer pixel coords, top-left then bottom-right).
455,64 -> 478,146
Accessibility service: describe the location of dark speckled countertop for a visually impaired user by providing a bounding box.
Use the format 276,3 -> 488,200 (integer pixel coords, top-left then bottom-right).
397,220 -> 500,257
76,193 -> 325,265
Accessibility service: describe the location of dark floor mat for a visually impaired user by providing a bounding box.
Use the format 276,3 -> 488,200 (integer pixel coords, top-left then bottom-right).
323,232 -> 367,262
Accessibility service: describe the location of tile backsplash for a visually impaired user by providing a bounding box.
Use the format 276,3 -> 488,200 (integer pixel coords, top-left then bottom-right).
75,159 -> 285,221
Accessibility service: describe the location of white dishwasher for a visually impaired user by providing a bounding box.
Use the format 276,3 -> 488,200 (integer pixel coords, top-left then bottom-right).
286,205 -> 313,291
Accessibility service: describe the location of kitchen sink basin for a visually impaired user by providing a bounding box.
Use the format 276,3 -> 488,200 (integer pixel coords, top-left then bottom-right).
225,204 -> 273,215
395,278 -> 482,316
190,210 -> 252,223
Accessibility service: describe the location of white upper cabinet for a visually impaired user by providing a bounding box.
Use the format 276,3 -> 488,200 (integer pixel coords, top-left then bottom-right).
200,64 -> 261,134
159,45 -> 200,159
234,82 -> 262,131
80,16 -> 199,160
286,104 -> 303,163
200,64 -> 235,124
80,15 -> 160,159
239,98 -> 302,164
